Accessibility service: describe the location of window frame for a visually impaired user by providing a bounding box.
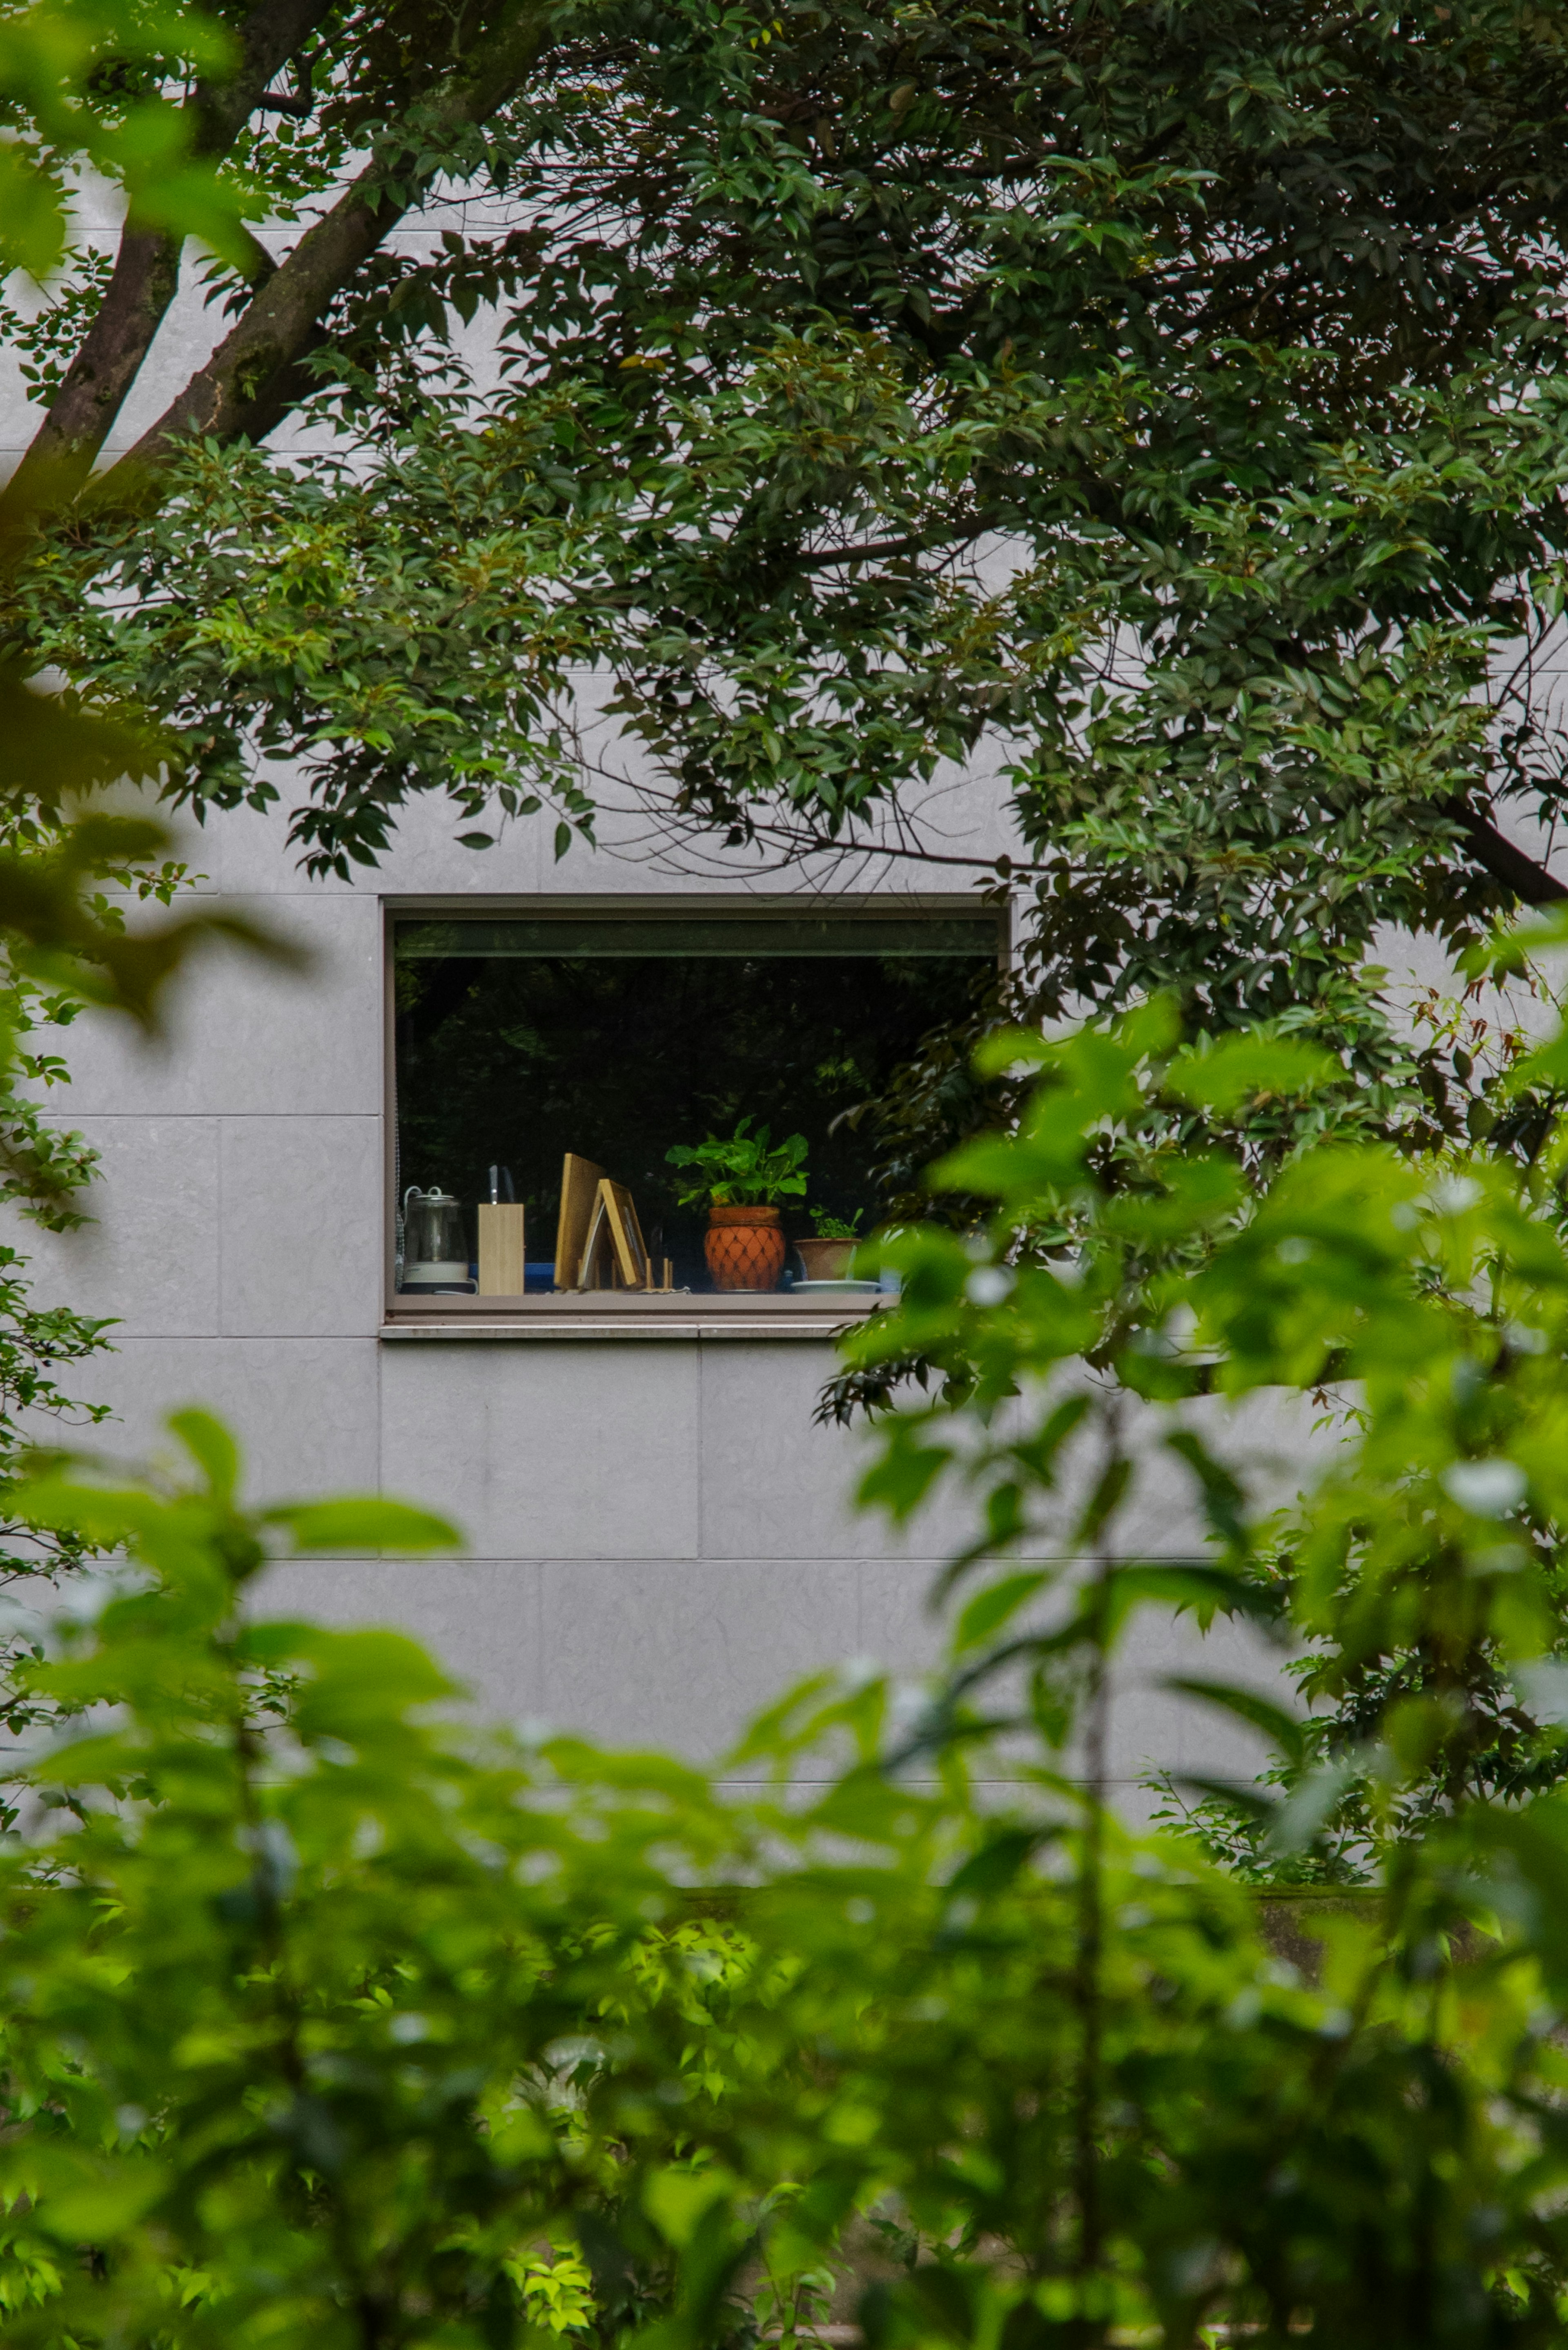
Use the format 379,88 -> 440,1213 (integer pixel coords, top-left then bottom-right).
380,892 -> 1009,1338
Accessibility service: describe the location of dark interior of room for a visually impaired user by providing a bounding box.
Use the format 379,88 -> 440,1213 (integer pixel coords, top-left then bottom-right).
394,918 -> 997,1289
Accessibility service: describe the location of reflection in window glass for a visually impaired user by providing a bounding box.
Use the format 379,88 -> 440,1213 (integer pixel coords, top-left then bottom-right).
392,912 -> 1000,1295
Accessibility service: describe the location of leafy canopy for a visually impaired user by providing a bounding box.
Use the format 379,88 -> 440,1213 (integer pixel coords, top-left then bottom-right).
3,0 -> 1568,1116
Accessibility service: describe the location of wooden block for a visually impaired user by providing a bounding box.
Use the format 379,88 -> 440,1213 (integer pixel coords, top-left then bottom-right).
478,1202 -> 527,1295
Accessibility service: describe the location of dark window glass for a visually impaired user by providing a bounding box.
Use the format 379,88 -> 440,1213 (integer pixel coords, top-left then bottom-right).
392,911 -> 999,1293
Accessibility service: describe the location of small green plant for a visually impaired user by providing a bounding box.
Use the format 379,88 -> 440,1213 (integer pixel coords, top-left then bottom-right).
666,1117 -> 808,1208
808,1206 -> 863,1239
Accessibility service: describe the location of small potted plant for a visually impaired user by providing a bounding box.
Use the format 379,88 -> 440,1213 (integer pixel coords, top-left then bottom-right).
666,1119 -> 808,1291
795,1206 -> 863,1283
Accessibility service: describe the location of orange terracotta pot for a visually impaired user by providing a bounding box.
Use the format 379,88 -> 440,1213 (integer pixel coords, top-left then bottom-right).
795,1236 -> 857,1283
706,1202 -> 787,1292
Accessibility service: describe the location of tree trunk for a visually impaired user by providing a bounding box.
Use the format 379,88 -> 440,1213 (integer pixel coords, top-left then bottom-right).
94,0 -> 560,504
0,0 -> 337,519
3,232 -> 184,516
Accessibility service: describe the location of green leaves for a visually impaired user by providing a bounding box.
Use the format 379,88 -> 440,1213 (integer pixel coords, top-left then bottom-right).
0,798 -> 301,1031
263,1495 -> 461,1556
4,12 -> 1568,2331
1163,1677 -> 1308,1767
665,1116 -> 809,1206
848,971 -> 1568,1867
1166,1032 -> 1341,1115
11,0 -> 1566,1043
0,1409 -> 759,2347
952,1568 -> 1047,1654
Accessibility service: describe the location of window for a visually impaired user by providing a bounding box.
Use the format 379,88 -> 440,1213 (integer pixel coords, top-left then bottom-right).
386,900 -> 1003,1329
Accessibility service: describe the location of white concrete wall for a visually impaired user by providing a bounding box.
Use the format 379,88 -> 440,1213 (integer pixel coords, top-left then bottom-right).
5,780 -> 1306,1798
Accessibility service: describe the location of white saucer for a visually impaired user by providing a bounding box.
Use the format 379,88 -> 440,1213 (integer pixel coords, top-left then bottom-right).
790,1279 -> 881,1294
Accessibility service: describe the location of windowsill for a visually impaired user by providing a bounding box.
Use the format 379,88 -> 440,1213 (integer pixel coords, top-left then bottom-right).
381,1291 -> 887,1341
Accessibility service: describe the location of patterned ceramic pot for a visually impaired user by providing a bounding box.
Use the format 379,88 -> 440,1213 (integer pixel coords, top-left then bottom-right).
705,1202 -> 787,1291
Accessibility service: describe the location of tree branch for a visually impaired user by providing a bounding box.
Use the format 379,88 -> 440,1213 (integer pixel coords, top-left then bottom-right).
94,0 -> 561,504
793,526 -> 985,573
1449,804 -> 1568,905
0,0 -> 335,520
190,0 -> 334,154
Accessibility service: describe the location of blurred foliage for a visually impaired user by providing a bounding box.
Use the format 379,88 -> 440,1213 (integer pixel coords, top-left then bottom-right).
0,2 -> 299,1042
0,0 -> 254,281
15,1263 -> 1568,2346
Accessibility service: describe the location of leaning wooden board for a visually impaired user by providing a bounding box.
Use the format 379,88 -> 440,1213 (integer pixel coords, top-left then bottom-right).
554,1153 -> 606,1289
594,1179 -> 649,1289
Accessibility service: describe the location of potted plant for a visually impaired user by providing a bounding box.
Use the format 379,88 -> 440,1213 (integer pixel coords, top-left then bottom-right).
795,1206 -> 863,1283
665,1119 -> 808,1291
